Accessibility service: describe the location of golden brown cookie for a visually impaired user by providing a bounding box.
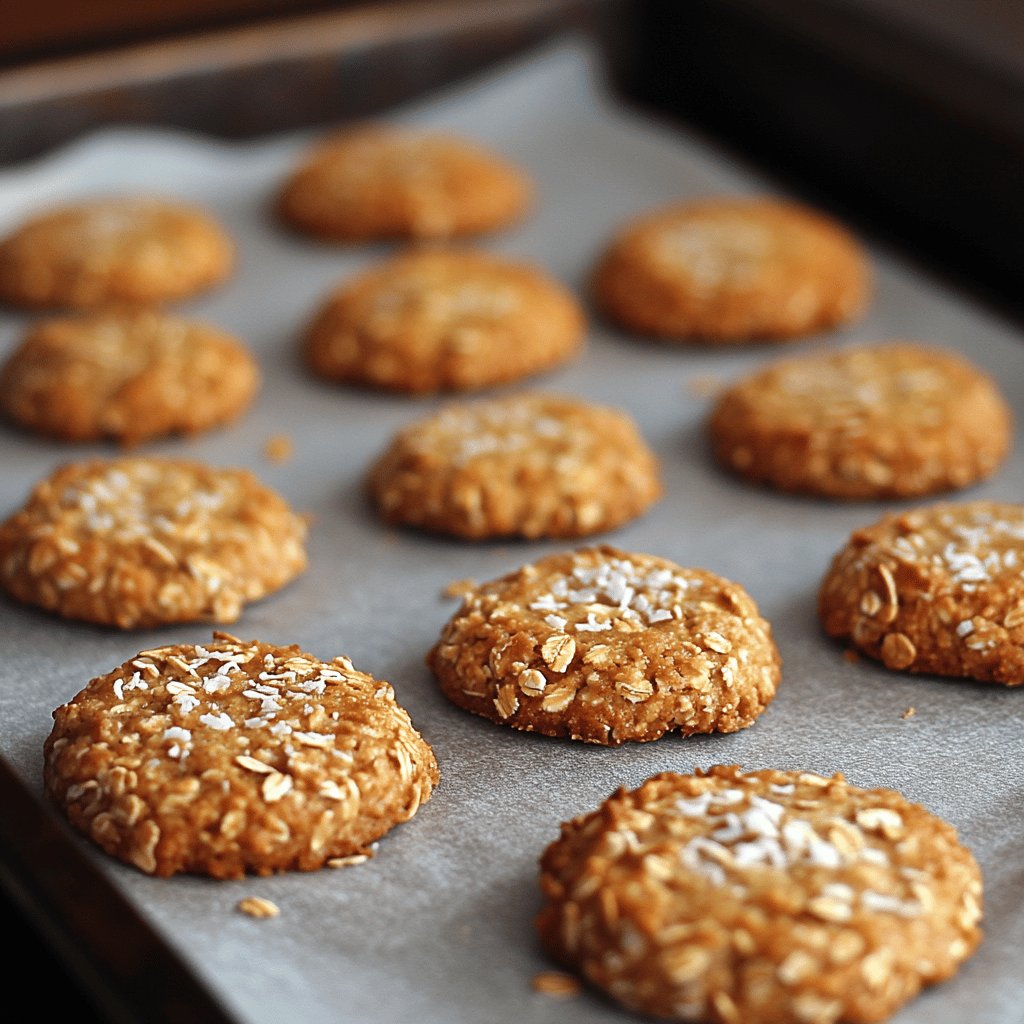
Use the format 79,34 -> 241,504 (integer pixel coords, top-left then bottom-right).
44,634 -> 439,878
428,546 -> 780,745
709,342 -> 1012,499
0,197 -> 234,309
277,126 -> 531,241
304,248 -> 584,393
0,458 -> 307,628
819,502 -> 1024,684
538,765 -> 983,1023
0,309 -> 260,445
368,393 -> 662,539
594,197 -> 869,342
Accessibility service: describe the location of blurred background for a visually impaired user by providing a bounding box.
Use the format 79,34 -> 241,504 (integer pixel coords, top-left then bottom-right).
1,1 -> 1021,1020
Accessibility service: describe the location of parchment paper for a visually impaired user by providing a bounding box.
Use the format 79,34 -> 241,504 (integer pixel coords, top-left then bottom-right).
1,41 -> 1021,1024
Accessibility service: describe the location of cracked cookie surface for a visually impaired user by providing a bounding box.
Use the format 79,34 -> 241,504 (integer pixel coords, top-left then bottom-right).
0,309 -> 259,444
278,126 -> 531,241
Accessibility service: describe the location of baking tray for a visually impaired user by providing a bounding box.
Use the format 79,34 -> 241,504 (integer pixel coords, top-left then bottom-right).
0,41 -> 1022,1024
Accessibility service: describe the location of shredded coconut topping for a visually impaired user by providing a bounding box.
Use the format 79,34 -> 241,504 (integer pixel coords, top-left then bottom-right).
674,784 -> 921,919
529,555 -> 693,631
884,507 -> 1024,592
421,400 -> 569,465
112,642 -> 355,769
656,216 -> 772,288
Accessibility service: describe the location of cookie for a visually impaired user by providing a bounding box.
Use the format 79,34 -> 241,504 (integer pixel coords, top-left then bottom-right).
594,197 -> 869,342
428,546 -> 780,745
277,126 -> 531,241
819,501 -> 1024,684
0,309 -> 260,445
368,393 -> 662,539
304,248 -> 584,393
0,458 -> 307,628
0,197 -> 234,309
709,342 -> 1012,499
44,634 -> 439,877
538,765 -> 982,1023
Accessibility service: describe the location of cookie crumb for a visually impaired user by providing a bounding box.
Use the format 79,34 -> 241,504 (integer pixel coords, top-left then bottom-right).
237,897 -> 280,919
902,706 -> 916,719
686,374 -> 723,398
532,971 -> 581,999
843,649 -> 861,664
443,578 -> 476,600
264,434 -> 294,464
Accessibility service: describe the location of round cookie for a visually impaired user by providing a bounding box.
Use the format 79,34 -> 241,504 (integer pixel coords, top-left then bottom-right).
304,248 -> 584,393
593,197 -> 869,342
427,546 -> 780,745
538,765 -> 983,1024
0,309 -> 260,445
368,393 -> 662,539
0,458 -> 307,628
277,126 -> 531,241
0,197 -> 234,309
709,342 -> 1012,499
819,501 -> 1024,684
44,634 -> 439,877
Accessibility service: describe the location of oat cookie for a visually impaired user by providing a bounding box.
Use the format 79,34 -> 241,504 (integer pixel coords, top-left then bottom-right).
44,635 -> 439,877
0,309 -> 259,445
709,342 -> 1012,499
304,249 -> 584,393
0,458 -> 306,628
0,197 -> 234,309
277,126 -> 531,241
538,765 -> 982,1023
368,393 -> 662,539
820,502 -> 1024,684
594,197 -> 869,342
428,546 -> 780,744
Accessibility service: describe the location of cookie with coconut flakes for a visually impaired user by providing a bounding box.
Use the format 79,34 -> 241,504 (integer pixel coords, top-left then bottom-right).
593,197 -> 869,342
819,501 -> 1024,683
538,765 -> 983,1024
0,458 -> 306,628
44,634 -> 439,878
428,546 -> 780,745
709,342 -> 1012,498
0,197 -> 234,309
277,125 -> 531,241
303,248 -> 584,393
0,308 -> 259,445
368,393 -> 662,539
